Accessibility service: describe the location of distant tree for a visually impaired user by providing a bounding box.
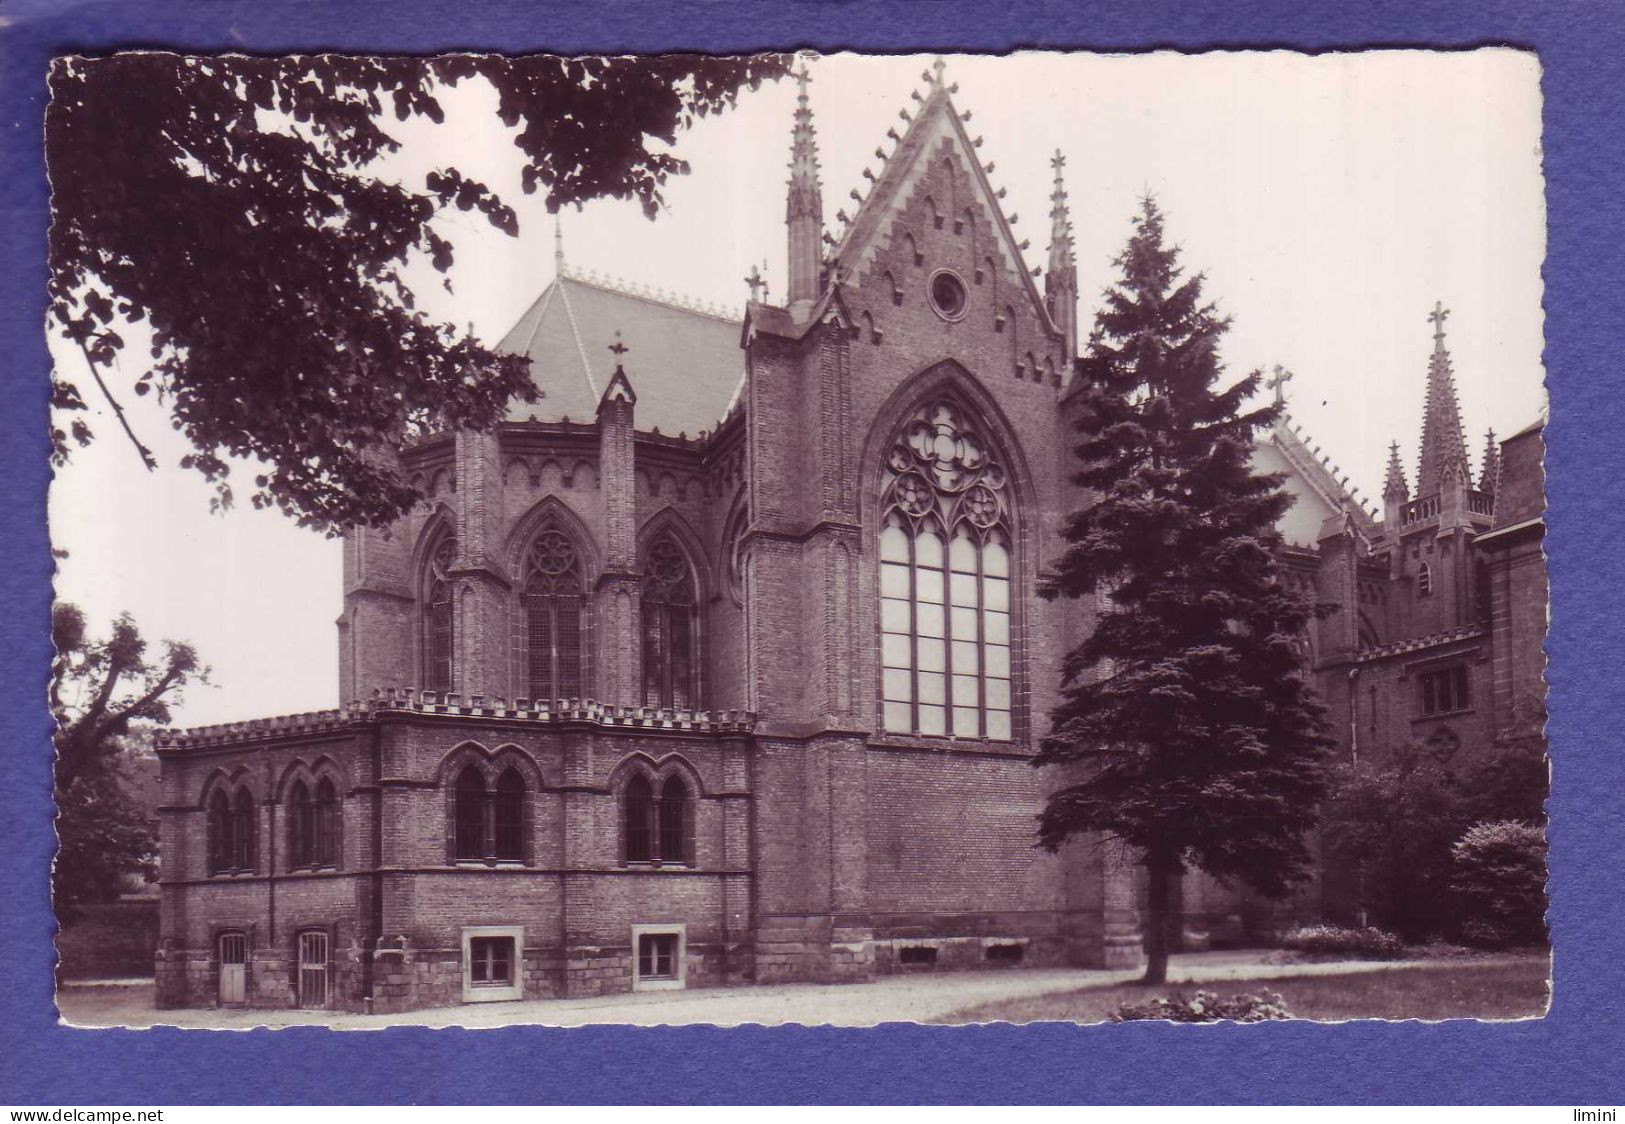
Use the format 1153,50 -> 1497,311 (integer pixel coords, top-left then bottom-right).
1321,757 -> 1466,939
1323,712 -> 1548,941
51,604 -> 202,912
47,53 -> 789,533
1036,196 -> 1333,984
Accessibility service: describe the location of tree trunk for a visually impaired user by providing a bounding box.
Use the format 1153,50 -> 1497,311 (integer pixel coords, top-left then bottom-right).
1141,854 -> 1175,985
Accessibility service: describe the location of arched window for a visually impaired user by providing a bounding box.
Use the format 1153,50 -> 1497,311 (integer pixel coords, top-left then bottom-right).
880,400 -> 1014,741
623,774 -> 654,862
313,777 -> 338,867
454,766 -> 486,860
230,789 -> 256,873
658,776 -> 690,864
642,536 -> 698,710
425,535 -> 457,691
493,768 -> 526,861
207,789 -> 231,874
1418,560 -> 1433,597
453,764 -> 528,863
621,771 -> 692,865
287,779 -> 313,868
522,529 -> 586,702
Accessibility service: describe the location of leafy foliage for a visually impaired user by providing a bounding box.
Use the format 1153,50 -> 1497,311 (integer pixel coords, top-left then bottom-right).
1451,820 -> 1548,948
1037,196 -> 1333,982
1322,724 -> 1548,941
1111,989 -> 1292,1023
1280,923 -> 1406,960
48,53 -> 789,532
51,604 -> 202,911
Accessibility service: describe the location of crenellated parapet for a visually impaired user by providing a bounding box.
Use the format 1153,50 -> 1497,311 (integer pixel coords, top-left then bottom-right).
1353,623 -> 1484,663
157,690 -> 759,749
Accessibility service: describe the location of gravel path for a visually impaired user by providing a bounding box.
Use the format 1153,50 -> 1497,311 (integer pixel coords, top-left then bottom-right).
56,949 -> 1539,1031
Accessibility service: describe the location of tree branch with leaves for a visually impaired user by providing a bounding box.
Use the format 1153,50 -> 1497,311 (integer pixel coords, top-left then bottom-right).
47,52 -> 790,533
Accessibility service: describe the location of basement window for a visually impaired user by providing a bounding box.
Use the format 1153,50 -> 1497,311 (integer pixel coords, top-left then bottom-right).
985,943 -> 1025,964
898,945 -> 938,966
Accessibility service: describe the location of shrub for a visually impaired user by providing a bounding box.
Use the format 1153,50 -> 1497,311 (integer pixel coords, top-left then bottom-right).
1451,820 -> 1548,948
1281,924 -> 1407,959
1112,990 -> 1292,1023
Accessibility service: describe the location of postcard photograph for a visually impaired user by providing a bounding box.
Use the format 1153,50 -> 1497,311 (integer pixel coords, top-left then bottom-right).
44,48 -> 1549,1031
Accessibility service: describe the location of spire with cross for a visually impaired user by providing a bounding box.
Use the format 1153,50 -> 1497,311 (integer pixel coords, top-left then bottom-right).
785,53 -> 823,314
1416,300 -> 1470,489
1428,300 -> 1450,351
1045,148 -> 1078,358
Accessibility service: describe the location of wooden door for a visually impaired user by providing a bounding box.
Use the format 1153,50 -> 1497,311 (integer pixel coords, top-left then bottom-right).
217,932 -> 246,1005
297,930 -> 329,1008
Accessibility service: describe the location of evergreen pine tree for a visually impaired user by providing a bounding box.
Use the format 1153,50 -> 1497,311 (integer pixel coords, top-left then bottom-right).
1038,196 -> 1333,984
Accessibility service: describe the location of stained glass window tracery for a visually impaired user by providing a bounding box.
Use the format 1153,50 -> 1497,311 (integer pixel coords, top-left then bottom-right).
880,401 -> 1013,741
523,528 -> 586,702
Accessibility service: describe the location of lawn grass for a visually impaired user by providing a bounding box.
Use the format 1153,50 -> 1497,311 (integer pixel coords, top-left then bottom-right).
934,957 -> 1550,1025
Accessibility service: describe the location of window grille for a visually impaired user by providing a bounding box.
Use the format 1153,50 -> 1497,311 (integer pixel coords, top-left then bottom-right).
880,401 -> 1014,740
297,930 -> 329,1008
217,931 -> 247,1005
642,536 -> 698,709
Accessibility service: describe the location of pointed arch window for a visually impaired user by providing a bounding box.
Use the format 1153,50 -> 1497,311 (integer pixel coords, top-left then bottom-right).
313,777 -> 338,867
880,400 -> 1014,741
642,536 -> 698,710
288,780 -> 313,868
207,789 -> 232,874
454,766 -> 486,861
425,535 -> 457,691
522,529 -> 586,702
229,789 -> 257,873
622,770 -> 693,865
453,764 -> 529,864
1418,560 -> 1433,597
624,774 -> 654,862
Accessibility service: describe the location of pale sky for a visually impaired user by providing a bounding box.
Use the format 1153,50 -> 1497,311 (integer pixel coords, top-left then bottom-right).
48,50 -> 1546,727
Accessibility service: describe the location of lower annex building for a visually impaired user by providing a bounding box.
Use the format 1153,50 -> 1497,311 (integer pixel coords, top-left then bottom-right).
152,65 -> 1545,1011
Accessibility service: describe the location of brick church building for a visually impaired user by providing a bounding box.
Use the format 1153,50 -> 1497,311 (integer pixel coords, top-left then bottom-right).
152,63 -> 1545,1011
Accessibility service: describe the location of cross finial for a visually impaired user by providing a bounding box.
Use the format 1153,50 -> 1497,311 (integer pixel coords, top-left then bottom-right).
932,56 -> 947,84
794,58 -> 812,101
1051,150 -> 1066,173
745,264 -> 765,301
608,330 -> 628,359
1428,300 -> 1450,346
1266,364 -> 1296,406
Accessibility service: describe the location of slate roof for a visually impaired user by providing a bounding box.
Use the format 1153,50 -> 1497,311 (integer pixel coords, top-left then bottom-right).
497,268 -> 745,438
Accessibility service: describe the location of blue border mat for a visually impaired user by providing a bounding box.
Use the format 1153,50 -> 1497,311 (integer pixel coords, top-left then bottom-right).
2,0 -> 1621,1105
